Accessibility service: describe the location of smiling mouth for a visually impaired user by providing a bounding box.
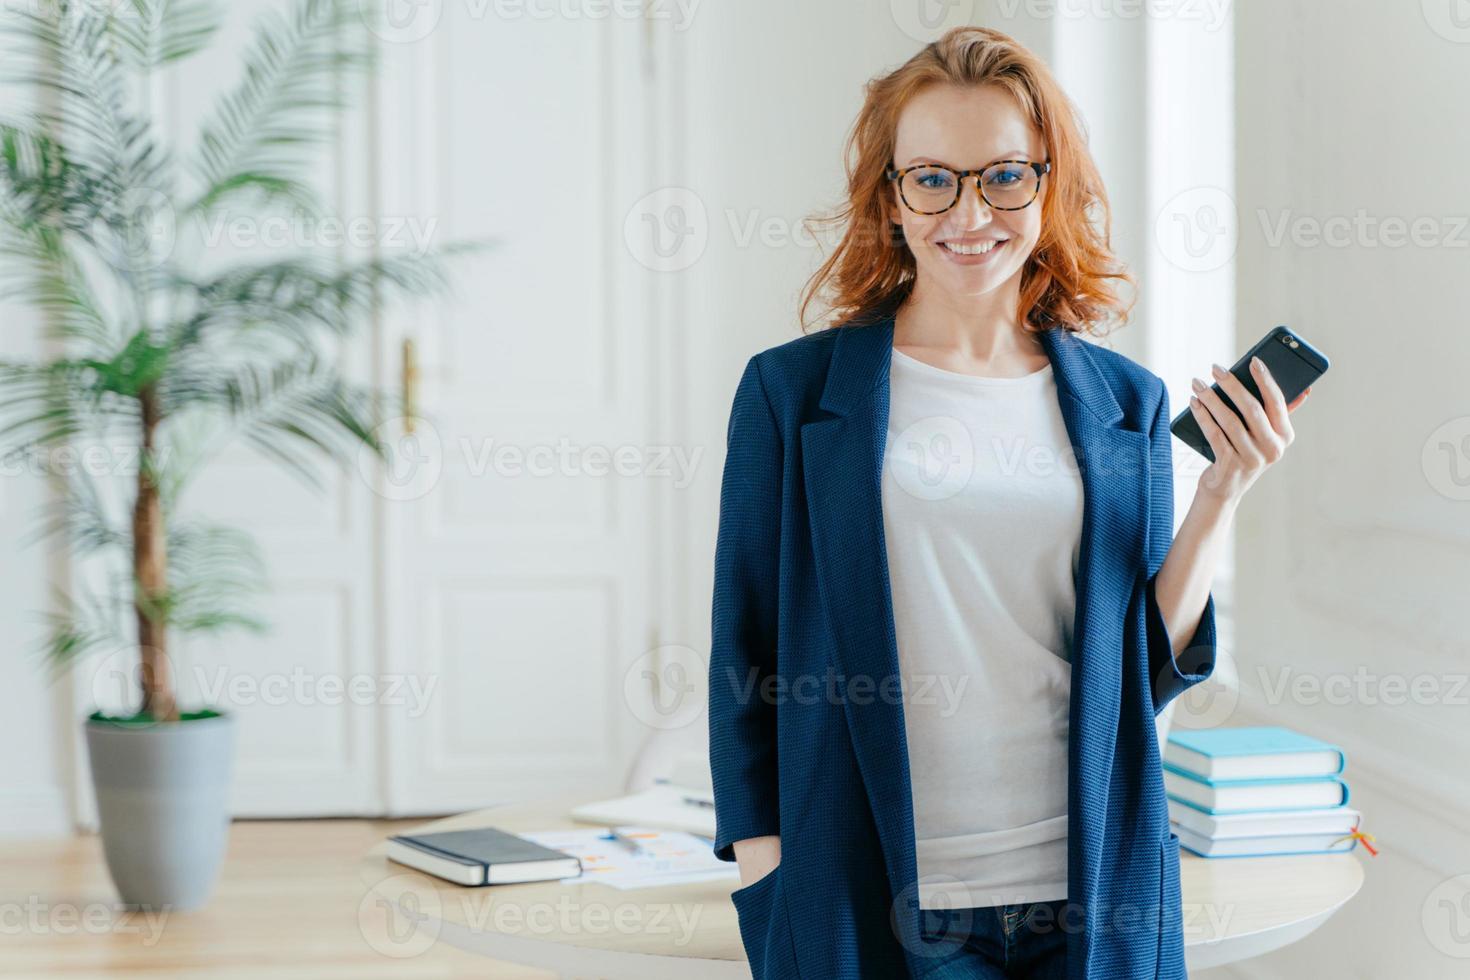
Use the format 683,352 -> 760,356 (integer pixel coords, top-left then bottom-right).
938,239 -> 1007,255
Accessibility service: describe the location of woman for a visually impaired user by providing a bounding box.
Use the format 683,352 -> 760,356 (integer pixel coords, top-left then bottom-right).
708,26 -> 1310,980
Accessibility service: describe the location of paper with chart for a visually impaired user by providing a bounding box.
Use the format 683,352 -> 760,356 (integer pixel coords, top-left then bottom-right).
520,826 -> 739,890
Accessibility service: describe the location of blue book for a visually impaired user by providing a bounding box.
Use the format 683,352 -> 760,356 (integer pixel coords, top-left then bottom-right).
1164,764 -> 1350,815
1164,726 -> 1346,781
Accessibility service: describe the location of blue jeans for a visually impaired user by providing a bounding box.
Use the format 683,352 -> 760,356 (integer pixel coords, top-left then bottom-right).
911,899 -> 1072,979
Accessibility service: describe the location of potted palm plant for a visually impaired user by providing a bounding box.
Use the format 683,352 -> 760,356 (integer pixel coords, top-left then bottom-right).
0,0 -> 461,909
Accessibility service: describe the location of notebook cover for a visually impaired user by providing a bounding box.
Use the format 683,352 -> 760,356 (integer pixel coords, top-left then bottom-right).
1166,726 -> 1346,773
390,827 -> 580,869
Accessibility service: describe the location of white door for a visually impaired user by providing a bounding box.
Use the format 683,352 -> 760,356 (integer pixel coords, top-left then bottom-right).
371,7 -> 658,814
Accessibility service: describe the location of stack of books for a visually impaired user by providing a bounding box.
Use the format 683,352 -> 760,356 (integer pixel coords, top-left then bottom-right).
1163,726 -> 1364,858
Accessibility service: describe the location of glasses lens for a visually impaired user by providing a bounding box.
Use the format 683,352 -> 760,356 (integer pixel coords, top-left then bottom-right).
900,166 -> 959,213
980,162 -> 1040,209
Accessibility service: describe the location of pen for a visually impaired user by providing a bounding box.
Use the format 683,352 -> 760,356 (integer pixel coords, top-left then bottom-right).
682,796 -> 716,809
605,828 -> 647,855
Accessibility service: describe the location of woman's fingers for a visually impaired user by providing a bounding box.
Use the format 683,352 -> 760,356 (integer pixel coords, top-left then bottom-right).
1189,388 -> 1232,463
1246,357 -> 1296,443
1192,374 -> 1263,465
1212,362 -> 1283,455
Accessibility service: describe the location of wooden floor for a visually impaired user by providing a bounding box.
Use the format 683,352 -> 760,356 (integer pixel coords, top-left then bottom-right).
1,819 -> 557,979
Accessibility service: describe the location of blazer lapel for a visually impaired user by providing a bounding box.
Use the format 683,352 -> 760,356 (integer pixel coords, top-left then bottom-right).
801,312 -> 1148,917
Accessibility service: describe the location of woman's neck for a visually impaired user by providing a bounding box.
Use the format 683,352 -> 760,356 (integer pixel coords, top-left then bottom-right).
893,279 -> 1045,372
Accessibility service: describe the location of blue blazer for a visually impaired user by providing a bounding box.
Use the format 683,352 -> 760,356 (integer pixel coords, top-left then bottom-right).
708,309 -> 1218,979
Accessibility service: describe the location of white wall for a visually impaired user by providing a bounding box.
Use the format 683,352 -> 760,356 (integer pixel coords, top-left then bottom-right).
0,302 -> 74,837
1225,2 -> 1470,977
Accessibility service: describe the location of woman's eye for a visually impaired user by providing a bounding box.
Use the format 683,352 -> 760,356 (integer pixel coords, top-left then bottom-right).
916,172 -> 954,189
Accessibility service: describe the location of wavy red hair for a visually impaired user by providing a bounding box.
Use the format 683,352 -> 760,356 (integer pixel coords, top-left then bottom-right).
798,26 -> 1135,337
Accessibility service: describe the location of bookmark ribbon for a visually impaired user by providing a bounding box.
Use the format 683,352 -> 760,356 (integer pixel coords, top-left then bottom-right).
1330,819 -> 1378,856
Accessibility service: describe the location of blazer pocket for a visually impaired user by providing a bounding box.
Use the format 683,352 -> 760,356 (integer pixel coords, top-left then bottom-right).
1156,830 -> 1184,978
730,864 -> 792,978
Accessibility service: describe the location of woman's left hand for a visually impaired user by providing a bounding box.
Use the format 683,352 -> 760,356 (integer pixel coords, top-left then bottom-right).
1189,356 -> 1311,504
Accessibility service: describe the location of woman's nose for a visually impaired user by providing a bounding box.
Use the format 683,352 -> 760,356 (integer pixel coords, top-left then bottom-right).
949,175 -> 995,227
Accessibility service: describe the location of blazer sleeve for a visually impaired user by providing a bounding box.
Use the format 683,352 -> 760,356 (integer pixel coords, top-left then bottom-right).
1144,380 -> 1218,717
708,355 -> 783,863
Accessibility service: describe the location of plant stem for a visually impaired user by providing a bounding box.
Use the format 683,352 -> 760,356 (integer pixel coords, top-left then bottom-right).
133,383 -> 177,722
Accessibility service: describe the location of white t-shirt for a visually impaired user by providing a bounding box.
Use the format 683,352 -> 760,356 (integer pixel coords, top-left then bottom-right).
880,347 -> 1084,910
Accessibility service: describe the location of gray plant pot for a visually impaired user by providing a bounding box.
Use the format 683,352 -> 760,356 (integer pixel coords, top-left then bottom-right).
84,712 -> 236,911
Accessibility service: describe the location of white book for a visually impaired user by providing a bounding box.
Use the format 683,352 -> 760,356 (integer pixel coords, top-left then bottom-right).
1173,822 -> 1358,858
1169,800 -> 1361,838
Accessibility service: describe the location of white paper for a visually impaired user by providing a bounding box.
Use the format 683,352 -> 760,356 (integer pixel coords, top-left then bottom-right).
521,826 -> 739,890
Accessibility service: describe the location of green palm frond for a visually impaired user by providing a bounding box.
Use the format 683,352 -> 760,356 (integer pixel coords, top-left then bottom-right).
6,8 -> 169,203
0,0 -> 488,702
191,0 -> 370,213
40,581 -> 132,678
173,250 -> 452,350
150,520 -> 267,635
0,357 -> 141,453
111,0 -> 223,68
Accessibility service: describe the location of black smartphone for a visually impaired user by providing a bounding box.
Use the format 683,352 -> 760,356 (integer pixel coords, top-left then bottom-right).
1170,325 -> 1330,462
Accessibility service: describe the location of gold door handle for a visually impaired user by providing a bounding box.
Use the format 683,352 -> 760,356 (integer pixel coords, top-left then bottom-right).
402,337 -> 419,434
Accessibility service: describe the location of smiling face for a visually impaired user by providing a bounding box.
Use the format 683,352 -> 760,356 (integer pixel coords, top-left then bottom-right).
887,82 -> 1048,306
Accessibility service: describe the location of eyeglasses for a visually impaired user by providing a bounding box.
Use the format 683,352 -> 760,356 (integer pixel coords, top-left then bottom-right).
885,160 -> 1051,215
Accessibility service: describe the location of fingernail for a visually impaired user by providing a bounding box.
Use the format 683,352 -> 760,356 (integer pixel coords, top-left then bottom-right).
1251,355 -> 1263,369
1191,377 -> 1205,391
1210,363 -> 1225,376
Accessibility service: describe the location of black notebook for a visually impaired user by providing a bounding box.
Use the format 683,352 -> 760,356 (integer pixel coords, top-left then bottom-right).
386,827 -> 583,886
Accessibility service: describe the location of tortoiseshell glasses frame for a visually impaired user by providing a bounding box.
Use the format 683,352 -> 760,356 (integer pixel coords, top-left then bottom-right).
885,160 -> 1052,215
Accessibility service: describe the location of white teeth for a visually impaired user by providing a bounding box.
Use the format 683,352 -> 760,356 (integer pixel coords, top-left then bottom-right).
940,239 -> 1004,255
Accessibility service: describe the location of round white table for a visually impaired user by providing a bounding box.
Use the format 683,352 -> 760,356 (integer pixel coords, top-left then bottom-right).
358,795 -> 1364,978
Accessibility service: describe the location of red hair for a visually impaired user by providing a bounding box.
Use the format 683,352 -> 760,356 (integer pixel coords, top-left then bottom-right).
798,26 -> 1135,337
